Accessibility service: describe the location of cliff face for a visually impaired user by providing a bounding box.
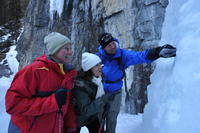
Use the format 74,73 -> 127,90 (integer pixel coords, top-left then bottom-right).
0,0 -> 29,77
16,0 -> 168,113
0,0 -> 20,25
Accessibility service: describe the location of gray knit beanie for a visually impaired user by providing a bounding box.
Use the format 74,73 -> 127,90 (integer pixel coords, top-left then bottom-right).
44,32 -> 72,55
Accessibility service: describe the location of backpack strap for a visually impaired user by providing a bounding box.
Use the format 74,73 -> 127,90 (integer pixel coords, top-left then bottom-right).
116,50 -> 129,95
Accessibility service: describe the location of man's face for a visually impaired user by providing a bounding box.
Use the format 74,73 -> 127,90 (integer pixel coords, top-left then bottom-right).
104,41 -> 117,54
55,44 -> 72,64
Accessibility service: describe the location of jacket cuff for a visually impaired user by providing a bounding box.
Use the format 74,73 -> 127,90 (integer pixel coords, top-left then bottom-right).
146,47 -> 161,60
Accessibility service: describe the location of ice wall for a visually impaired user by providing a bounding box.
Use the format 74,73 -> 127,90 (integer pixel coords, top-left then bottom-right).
143,0 -> 200,133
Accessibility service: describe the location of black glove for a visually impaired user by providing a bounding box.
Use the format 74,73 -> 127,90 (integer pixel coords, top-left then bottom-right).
101,91 -> 120,103
104,103 -> 110,112
159,44 -> 176,58
101,94 -> 112,103
147,44 -> 176,60
55,88 -> 68,108
107,93 -> 115,101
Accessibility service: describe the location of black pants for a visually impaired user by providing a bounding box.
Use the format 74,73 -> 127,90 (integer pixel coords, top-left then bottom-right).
77,118 -> 104,133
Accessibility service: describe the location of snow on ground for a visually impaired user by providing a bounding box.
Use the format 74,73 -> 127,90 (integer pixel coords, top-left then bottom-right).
0,33 -> 11,43
116,113 -> 142,133
0,77 -> 12,133
3,45 -> 19,73
0,43 -> 19,133
80,113 -> 143,133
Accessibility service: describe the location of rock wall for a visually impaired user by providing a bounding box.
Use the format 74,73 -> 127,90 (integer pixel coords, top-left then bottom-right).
0,0 -> 20,25
0,0 -> 29,77
16,0 -> 168,113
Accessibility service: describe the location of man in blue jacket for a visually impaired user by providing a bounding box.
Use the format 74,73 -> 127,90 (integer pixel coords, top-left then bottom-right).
97,33 -> 176,133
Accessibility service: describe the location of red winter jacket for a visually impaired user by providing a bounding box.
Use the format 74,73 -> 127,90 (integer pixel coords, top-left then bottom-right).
5,55 -> 77,133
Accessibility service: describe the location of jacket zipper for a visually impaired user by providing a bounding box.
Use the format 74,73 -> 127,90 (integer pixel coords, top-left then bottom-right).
28,116 -> 38,132
52,109 -> 63,133
58,109 -> 63,133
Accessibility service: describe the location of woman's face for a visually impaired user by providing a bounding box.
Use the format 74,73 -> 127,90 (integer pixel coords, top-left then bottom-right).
91,63 -> 102,77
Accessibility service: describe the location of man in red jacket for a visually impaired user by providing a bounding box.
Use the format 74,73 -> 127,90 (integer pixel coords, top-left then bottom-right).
5,32 -> 77,133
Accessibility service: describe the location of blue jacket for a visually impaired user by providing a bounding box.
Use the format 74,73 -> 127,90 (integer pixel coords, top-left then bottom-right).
97,47 -> 152,93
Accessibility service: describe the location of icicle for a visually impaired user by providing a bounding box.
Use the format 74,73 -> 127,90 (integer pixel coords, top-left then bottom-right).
50,0 -> 65,20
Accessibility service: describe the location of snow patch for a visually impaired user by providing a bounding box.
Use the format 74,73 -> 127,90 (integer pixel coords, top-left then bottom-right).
0,33 -> 11,43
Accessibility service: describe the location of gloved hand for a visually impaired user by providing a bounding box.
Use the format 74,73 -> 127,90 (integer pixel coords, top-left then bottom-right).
55,88 -> 68,108
101,91 -> 120,103
107,93 -> 115,101
101,94 -> 113,103
147,44 -> 176,60
104,103 -> 110,112
159,44 -> 176,58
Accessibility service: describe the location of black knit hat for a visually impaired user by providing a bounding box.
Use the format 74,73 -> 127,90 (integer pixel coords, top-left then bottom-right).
98,33 -> 115,49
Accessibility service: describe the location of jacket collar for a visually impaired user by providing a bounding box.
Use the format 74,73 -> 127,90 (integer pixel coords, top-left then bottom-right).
98,47 -> 122,59
34,54 -> 75,75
